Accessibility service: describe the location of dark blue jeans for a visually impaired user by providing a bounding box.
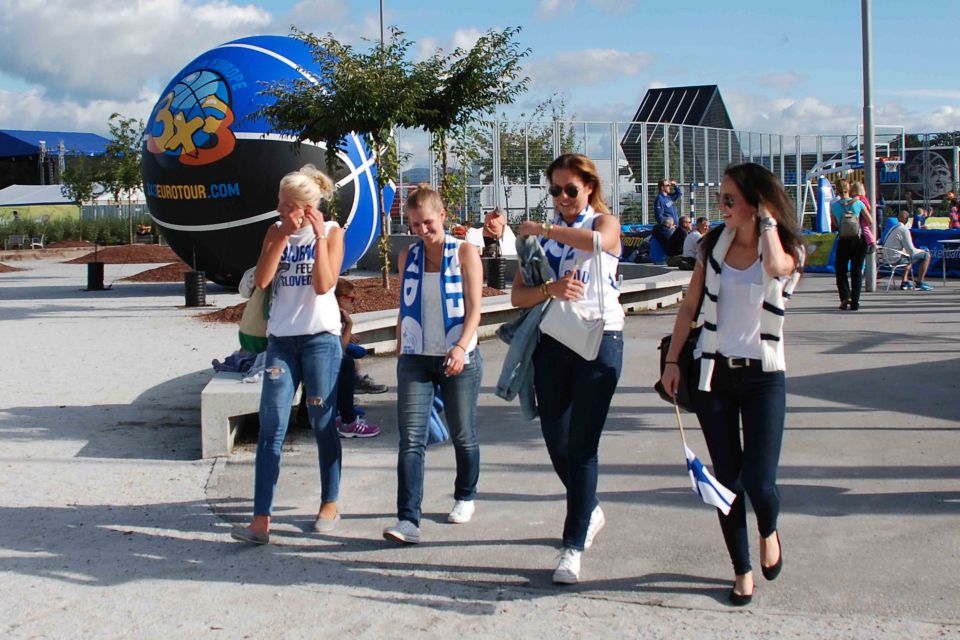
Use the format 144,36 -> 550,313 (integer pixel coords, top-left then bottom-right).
255,332 -> 342,515
534,331 -> 623,550
396,351 -> 484,526
694,358 -> 786,575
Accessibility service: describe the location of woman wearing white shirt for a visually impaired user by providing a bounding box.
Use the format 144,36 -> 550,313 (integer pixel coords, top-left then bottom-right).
660,163 -> 803,606
232,164 -> 345,544
513,153 -> 624,585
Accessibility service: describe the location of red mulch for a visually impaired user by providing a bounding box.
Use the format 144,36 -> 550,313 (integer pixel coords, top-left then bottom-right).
0,263 -> 23,273
120,261 -> 193,282
200,275 -> 505,324
46,239 -> 94,249
65,244 -> 180,264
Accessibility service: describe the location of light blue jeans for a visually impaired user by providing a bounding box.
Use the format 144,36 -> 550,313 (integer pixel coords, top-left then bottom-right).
396,351 -> 483,526
254,332 -> 342,516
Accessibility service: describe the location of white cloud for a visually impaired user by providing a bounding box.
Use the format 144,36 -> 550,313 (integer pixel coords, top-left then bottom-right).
0,0 -> 272,102
528,49 -> 652,89
414,28 -> 486,61
0,87 -> 156,134
282,0 -> 350,29
886,89 -> 960,101
535,0 -> 579,18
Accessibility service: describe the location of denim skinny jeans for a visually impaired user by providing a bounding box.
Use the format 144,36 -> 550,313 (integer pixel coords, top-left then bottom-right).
396,350 -> 483,526
533,332 -> 623,551
694,358 -> 786,575
254,332 -> 342,516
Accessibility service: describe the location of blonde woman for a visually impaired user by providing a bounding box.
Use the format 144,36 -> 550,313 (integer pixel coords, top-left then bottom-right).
383,185 -> 484,545
232,164 -> 345,544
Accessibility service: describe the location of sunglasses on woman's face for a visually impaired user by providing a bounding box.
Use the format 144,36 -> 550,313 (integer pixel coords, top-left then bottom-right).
715,193 -> 736,208
549,184 -> 581,198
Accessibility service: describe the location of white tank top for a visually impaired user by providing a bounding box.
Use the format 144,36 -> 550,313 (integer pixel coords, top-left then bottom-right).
543,207 -> 625,331
267,221 -> 342,337
420,272 -> 448,355
715,259 -> 763,359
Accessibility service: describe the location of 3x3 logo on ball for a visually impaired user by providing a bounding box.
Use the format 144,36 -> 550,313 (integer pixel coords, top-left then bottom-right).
146,70 -> 236,166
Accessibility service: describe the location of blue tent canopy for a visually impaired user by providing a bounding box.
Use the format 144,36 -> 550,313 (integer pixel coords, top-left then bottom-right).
0,129 -> 110,158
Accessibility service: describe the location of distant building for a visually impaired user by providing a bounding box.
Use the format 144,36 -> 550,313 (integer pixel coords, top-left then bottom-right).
0,129 -> 111,189
620,85 -> 740,185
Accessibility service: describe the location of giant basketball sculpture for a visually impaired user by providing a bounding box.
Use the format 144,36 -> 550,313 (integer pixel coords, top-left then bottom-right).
142,35 -> 392,287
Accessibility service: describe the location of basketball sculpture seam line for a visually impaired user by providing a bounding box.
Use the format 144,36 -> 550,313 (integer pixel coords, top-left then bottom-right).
142,34 -> 394,287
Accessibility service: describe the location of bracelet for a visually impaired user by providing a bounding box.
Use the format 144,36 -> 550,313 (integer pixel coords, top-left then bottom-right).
540,280 -> 554,299
452,344 -> 466,353
665,360 -> 679,365
542,221 -> 552,239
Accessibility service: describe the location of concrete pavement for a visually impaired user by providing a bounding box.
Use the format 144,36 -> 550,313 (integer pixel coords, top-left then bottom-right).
1,258 -> 958,638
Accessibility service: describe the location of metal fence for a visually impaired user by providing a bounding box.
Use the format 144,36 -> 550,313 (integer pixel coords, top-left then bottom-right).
394,123 -> 960,229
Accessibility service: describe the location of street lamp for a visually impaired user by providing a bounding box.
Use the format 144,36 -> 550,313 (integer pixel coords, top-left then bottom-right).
862,0 -> 878,291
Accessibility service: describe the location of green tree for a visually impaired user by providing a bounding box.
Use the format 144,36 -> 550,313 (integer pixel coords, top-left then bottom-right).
101,113 -> 145,244
60,156 -> 101,239
256,26 -> 426,289
416,27 -> 530,220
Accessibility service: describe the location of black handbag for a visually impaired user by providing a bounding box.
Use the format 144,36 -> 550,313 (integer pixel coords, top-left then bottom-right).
654,288 -> 705,413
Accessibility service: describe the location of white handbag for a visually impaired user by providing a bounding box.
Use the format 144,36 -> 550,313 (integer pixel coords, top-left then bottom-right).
539,231 -> 606,361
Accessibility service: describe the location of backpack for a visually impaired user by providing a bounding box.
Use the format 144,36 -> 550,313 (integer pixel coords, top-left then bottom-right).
838,199 -> 862,239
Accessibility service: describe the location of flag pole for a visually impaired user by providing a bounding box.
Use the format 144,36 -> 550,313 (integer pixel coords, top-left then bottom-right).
673,396 -> 689,449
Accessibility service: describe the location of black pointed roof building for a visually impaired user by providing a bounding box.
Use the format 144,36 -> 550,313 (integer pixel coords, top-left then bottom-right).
620,85 -> 740,183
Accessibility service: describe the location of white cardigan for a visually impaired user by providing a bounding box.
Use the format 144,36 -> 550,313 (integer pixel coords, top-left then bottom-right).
697,227 -> 802,392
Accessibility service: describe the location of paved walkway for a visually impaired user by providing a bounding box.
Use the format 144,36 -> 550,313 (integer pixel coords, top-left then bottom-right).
1,258 -> 958,638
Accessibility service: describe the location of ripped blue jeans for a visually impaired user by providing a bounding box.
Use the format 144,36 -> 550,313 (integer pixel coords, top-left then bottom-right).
254,332 -> 342,515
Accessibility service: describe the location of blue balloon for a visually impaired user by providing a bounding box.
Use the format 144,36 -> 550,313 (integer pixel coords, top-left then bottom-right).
142,35 -> 393,286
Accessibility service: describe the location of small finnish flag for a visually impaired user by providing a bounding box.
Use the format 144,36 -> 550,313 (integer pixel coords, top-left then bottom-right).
684,444 -> 737,515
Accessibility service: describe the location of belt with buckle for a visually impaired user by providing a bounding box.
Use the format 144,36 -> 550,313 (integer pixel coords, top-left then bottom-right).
723,356 -> 757,369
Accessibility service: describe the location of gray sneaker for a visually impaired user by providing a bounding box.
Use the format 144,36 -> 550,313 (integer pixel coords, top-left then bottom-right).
356,373 -> 388,394
383,520 -> 420,544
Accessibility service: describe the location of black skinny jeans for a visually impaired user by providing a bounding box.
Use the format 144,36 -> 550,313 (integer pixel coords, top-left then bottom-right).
694,358 -> 786,575
337,354 -> 357,423
835,236 -> 868,305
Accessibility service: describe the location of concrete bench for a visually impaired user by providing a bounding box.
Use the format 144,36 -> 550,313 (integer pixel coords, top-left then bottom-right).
200,371 -> 300,458
198,268 -> 690,458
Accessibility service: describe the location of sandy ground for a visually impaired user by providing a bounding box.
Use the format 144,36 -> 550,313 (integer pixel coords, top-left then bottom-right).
1,258 -> 958,639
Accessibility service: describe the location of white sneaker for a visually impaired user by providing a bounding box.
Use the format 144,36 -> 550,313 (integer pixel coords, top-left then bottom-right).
553,547 -> 582,584
383,520 -> 421,544
584,505 -> 605,549
447,499 -> 475,524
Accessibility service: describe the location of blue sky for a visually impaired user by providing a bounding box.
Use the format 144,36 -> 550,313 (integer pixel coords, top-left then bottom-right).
0,0 -> 957,137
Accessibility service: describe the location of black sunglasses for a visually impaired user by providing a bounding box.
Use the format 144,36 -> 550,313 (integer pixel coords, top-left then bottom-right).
548,184 -> 581,198
715,192 -> 736,208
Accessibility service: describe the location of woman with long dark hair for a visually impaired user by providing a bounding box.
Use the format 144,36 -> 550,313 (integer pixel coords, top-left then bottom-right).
659,162 -> 803,605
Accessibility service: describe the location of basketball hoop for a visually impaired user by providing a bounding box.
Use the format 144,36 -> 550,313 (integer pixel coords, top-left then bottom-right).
879,156 -> 901,173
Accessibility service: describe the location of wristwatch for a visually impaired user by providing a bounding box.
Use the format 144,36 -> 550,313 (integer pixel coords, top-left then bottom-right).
542,221 -> 552,239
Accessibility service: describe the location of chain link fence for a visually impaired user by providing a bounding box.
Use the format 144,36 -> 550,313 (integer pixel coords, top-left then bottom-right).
393,123 -> 959,230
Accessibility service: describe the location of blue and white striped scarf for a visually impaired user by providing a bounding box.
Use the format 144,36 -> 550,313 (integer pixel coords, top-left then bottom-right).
399,234 -> 472,361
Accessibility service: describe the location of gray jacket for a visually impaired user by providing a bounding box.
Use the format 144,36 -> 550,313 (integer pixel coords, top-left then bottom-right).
495,235 -> 553,419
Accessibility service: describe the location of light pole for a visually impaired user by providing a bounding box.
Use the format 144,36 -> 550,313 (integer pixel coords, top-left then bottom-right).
862,0 -> 878,291
379,0 -> 384,47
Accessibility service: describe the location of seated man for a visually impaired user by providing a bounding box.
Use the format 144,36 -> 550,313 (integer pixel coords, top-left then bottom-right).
481,208 -> 506,257
665,215 -> 692,268
885,209 -> 934,291
674,216 -> 708,270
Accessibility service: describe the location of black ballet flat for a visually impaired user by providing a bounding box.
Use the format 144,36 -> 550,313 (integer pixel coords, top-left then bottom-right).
761,531 -> 783,581
728,588 -> 753,606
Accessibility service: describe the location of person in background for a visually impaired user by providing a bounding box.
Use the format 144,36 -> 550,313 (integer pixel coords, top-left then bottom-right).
674,216 -> 709,270
512,153 -> 624,585
912,207 -> 928,229
652,179 -> 682,251
831,179 -> 872,311
937,190 -> 957,216
850,182 -> 877,250
948,206 -> 960,229
384,184 -> 484,545
666,215 -> 693,267
333,279 -> 382,438
482,207 -> 507,257
885,209 -> 934,291
660,162 -> 803,607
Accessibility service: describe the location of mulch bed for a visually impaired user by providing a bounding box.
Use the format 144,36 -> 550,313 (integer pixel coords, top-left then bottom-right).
0,263 -> 24,273
45,240 -> 94,249
200,275 -> 505,324
65,244 -> 180,264
120,262 -> 193,282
